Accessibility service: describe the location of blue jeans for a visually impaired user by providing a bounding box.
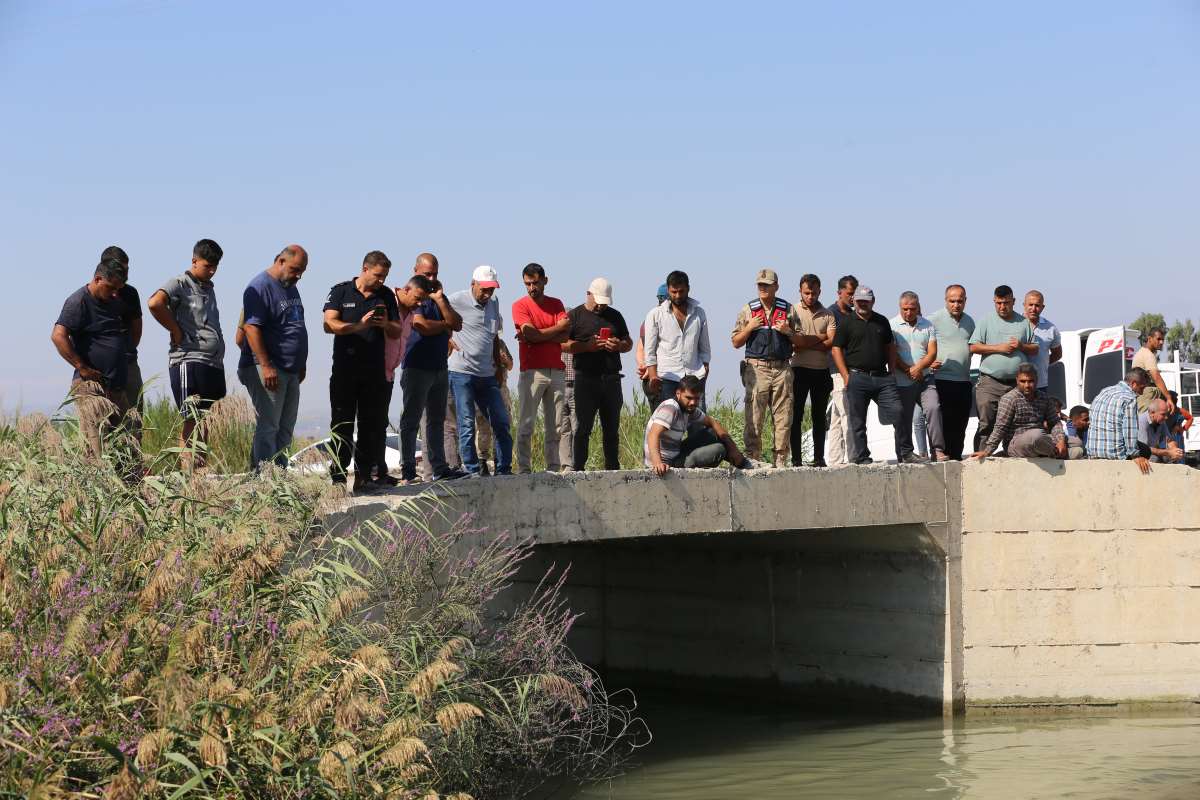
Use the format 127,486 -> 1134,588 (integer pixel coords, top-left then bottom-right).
449,372 -> 513,474
238,366 -> 301,470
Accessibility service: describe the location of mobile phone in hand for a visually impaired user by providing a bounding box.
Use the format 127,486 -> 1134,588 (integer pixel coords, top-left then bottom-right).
598,327 -> 612,340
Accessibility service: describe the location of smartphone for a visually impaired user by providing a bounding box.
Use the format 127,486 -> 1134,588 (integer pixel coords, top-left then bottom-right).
598,327 -> 612,340
371,305 -> 386,318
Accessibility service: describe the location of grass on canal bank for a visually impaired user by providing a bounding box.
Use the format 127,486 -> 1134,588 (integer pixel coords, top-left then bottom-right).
0,415 -> 646,798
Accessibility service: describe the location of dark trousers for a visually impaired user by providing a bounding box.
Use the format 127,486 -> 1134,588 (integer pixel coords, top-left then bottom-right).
844,371 -> 901,464
399,367 -> 450,480
573,372 -> 623,470
895,377 -> 938,460
668,428 -> 728,468
935,380 -> 973,460
974,374 -> 1015,451
790,367 -> 833,465
329,370 -> 388,481
370,380 -> 395,477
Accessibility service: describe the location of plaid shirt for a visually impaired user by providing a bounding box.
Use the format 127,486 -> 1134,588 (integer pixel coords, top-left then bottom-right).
983,387 -> 1064,454
1088,381 -> 1139,460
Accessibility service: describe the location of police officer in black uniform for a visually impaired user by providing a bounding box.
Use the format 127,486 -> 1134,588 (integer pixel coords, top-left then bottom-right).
322,251 -> 401,491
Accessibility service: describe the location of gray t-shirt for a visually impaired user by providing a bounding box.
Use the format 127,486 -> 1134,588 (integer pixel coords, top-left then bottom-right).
969,311 -> 1034,380
447,290 -> 502,377
1137,411 -> 1169,461
159,271 -> 225,368
643,398 -> 705,467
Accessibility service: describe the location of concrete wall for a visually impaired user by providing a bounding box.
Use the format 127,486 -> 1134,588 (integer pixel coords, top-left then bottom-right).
329,458 -> 1200,714
959,458 -> 1200,710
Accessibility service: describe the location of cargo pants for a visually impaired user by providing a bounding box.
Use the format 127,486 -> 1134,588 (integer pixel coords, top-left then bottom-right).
741,357 -> 793,467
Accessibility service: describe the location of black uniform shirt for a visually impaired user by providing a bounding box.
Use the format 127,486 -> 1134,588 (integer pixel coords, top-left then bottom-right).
323,280 -> 399,377
832,310 -> 894,372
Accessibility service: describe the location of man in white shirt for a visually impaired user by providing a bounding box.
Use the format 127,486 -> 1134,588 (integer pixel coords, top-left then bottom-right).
643,270 -> 711,408
1024,289 -> 1062,393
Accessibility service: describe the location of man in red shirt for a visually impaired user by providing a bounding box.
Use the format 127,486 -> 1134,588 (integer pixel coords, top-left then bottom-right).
512,263 -> 570,472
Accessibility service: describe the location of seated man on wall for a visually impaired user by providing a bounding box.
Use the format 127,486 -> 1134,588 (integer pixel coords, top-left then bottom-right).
644,375 -> 756,475
1065,405 -> 1090,459
1139,398 -> 1184,465
1088,367 -> 1152,475
971,363 -> 1066,460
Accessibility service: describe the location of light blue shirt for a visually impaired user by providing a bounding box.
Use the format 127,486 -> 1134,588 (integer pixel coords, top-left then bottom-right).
447,290 -> 503,377
929,308 -> 976,383
890,314 -> 937,387
1029,317 -> 1061,388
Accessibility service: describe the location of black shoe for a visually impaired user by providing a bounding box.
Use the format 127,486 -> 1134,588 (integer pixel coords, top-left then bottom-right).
332,474 -> 347,486
375,472 -> 400,487
352,477 -> 381,494
478,463 -> 491,476
434,467 -> 468,481
812,459 -> 827,468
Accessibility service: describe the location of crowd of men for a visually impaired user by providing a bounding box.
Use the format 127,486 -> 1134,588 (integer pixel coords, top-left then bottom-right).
52,243 -> 1193,489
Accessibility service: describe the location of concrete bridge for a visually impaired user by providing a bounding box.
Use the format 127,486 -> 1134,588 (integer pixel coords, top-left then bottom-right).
331,460 -> 1200,716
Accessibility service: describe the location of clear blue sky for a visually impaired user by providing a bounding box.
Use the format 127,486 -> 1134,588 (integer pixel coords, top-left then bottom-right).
3,1 -> 1197,429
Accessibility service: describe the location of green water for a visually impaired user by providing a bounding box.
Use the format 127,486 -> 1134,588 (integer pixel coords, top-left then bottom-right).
563,699 -> 1200,799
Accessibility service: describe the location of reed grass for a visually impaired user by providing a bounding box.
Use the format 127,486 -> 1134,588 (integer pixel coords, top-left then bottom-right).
0,415 -> 645,797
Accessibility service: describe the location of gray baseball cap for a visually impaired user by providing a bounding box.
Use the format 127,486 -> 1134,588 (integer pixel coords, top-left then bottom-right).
852,285 -> 875,302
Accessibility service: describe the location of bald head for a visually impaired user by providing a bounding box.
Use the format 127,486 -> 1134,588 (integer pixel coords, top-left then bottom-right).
414,252 -> 439,283
271,243 -> 308,285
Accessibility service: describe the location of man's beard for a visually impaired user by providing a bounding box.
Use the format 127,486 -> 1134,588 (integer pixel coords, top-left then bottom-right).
671,298 -> 688,309
280,278 -> 297,288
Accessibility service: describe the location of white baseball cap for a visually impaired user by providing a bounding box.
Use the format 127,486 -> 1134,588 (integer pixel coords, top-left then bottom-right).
588,277 -> 613,305
472,265 -> 499,288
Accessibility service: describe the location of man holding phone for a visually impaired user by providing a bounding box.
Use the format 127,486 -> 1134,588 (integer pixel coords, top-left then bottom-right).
564,278 -> 633,470
322,250 -> 401,491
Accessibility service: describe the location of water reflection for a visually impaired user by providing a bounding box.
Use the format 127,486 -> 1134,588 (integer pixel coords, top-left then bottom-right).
561,697 -> 1200,799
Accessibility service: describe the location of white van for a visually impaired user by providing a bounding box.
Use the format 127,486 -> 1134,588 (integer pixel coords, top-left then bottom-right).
854,325 -> 1200,462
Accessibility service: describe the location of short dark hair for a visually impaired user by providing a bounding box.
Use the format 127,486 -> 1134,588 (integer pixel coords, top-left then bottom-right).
800,273 -> 821,290
523,263 -> 546,279
838,275 -> 858,292
1016,363 -> 1038,380
994,285 -> 1014,299
95,258 -> 127,283
1126,367 -> 1151,385
1069,405 -> 1089,419
193,238 -> 223,265
1147,326 -> 1167,340
363,250 -> 391,270
101,245 -> 129,266
677,375 -> 704,394
666,270 -> 689,289
408,274 -> 434,293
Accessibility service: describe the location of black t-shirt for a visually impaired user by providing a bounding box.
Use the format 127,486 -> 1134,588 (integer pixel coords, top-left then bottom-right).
567,304 -> 630,376
323,280 -> 399,376
826,302 -> 853,373
832,310 -> 894,372
55,285 -> 131,388
117,284 -> 142,359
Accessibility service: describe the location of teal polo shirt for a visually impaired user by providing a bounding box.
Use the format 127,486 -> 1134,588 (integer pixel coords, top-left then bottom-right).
969,311 -> 1034,380
930,309 -> 975,383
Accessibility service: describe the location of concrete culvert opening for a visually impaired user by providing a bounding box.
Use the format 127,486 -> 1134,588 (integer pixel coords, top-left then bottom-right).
513,524 -> 948,714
